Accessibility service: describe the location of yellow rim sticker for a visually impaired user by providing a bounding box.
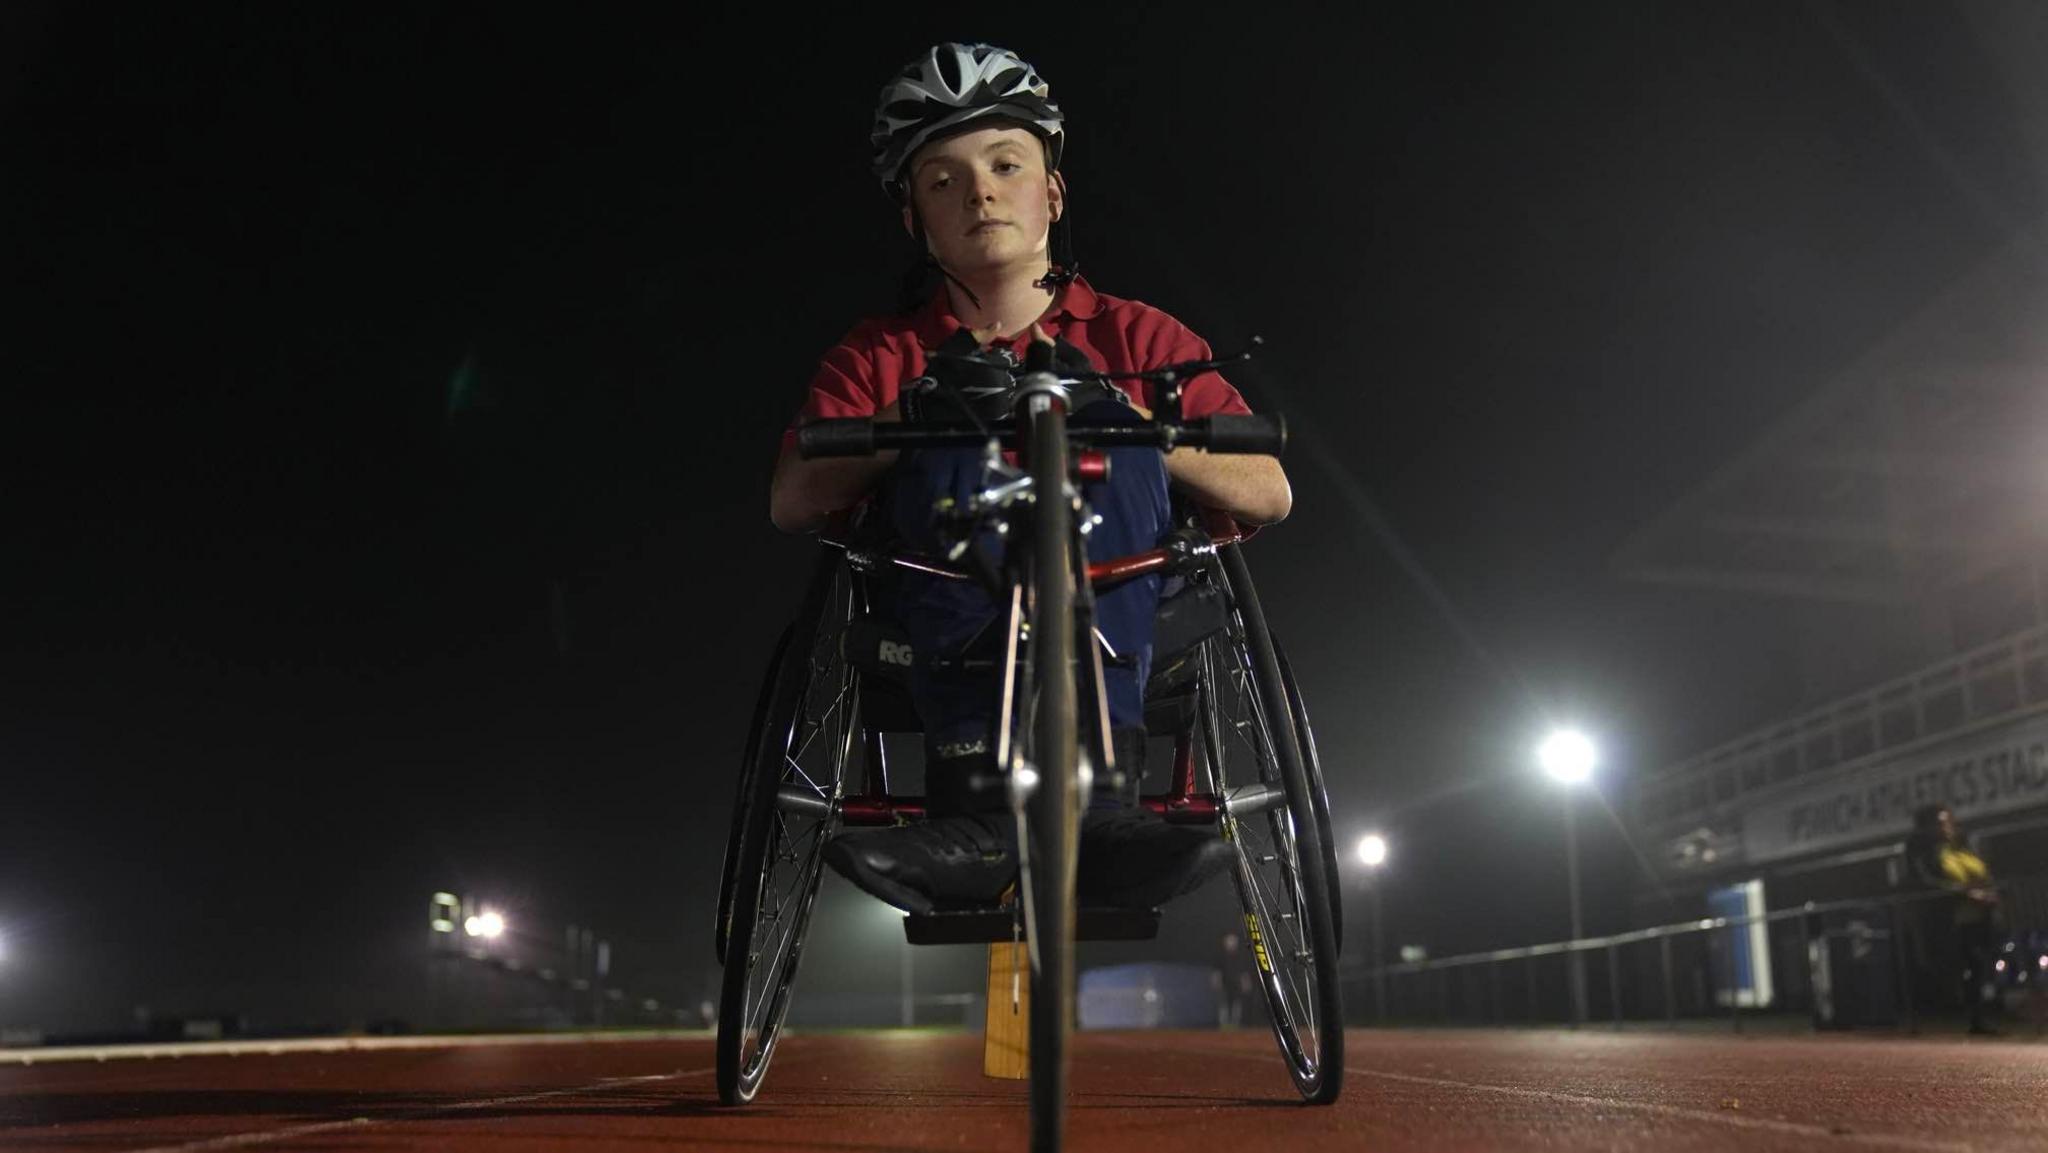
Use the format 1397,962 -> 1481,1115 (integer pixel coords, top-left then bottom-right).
1243,912 -> 1274,975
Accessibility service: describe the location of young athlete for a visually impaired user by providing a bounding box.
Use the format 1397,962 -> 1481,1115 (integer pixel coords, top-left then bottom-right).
771,42 -> 1291,914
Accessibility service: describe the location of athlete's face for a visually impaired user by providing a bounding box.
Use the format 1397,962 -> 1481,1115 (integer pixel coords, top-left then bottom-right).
902,124 -> 1063,277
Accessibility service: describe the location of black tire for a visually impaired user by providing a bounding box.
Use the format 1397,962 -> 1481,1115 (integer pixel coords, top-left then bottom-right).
1204,543 -> 1344,1105
715,623 -> 795,966
717,554 -> 859,1106
1274,642 -> 1342,957
1023,400 -> 1078,1153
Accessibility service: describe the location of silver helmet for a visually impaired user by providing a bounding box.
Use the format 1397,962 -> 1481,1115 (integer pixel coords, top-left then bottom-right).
870,42 -> 1064,200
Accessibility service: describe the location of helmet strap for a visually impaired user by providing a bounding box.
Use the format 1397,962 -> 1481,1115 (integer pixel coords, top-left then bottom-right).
905,202 -> 985,313
1034,170 -> 1077,290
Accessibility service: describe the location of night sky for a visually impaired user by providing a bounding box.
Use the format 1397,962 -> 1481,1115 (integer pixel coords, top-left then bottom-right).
6,2 -> 2042,1033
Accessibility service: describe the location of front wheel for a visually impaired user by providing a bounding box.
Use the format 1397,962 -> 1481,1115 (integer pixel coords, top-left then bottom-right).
1021,397 -> 1079,1153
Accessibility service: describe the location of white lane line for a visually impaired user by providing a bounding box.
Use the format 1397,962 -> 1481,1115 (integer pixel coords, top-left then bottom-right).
1353,1067 -> 1981,1153
1092,1036 -> 1981,1153
123,1065 -> 718,1153
1,1029 -> 713,1066
126,1117 -> 376,1151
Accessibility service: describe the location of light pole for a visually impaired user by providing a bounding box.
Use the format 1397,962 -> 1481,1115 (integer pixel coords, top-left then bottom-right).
1356,833 -> 1389,1021
872,903 -> 912,1027
900,925 -> 914,1028
1538,729 -> 1596,1027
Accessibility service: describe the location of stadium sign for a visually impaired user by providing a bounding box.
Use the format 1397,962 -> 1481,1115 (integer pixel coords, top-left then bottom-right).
1743,712 -> 2048,864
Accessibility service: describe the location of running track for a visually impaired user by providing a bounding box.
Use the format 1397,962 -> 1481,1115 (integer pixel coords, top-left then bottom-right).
4,1028 -> 2044,1151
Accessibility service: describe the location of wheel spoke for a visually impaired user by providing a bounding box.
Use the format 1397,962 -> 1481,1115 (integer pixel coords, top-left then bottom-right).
1233,825 -> 1312,1056
1204,623 -> 1329,1080
721,568 -> 862,1104
745,821 -> 828,1040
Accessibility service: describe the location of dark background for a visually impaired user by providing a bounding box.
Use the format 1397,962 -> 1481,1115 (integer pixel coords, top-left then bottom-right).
5,2 -> 2040,1032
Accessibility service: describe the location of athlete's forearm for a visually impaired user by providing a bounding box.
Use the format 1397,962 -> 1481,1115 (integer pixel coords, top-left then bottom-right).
768,402 -> 904,533
1164,449 -> 1292,526
769,453 -> 893,533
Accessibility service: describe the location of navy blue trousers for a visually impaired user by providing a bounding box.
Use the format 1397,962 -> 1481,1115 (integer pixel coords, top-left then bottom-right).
889,404 -> 1170,756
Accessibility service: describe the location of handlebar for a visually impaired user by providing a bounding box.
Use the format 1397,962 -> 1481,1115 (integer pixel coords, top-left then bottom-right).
796,412 -> 1287,460
798,335 -> 1285,460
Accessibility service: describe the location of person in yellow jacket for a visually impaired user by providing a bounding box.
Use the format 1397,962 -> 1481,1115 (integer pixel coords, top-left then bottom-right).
1909,804 -> 2002,1034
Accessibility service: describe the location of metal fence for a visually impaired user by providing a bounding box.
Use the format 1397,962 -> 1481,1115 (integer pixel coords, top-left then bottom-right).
1635,626 -> 2048,829
1340,882 -> 2045,1032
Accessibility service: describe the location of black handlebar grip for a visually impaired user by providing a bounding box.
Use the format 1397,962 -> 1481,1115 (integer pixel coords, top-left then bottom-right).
1202,413 -> 1287,456
795,418 -> 878,459
1024,337 -> 1056,374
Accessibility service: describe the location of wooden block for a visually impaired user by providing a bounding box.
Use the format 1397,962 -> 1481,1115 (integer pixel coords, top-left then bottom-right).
983,939 -> 1030,1079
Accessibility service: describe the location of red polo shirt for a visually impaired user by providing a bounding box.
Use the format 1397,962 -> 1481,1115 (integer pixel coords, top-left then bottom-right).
782,276 -> 1251,452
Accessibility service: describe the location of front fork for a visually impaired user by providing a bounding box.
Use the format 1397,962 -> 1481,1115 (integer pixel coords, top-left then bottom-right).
993,453 -> 1116,979
998,463 -> 1117,802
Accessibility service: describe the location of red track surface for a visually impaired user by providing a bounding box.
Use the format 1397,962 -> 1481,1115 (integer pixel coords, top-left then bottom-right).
4,1028 -> 2046,1151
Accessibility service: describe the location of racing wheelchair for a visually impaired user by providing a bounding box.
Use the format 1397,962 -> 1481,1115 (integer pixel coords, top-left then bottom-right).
714,341 -> 1343,1148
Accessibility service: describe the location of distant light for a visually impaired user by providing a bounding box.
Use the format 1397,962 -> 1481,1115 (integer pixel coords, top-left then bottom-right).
1538,729 -> 1598,784
430,892 -> 460,934
1399,945 -> 1429,964
1995,959 -> 2007,973
476,911 -> 506,939
2040,955 -> 2048,971
1357,833 -> 1389,869
464,916 -> 482,937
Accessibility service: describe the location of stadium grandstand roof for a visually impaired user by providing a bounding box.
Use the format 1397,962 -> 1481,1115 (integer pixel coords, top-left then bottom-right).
1612,225 -> 2048,605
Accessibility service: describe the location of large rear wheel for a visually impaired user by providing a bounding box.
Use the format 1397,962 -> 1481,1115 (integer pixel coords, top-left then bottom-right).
1202,543 -> 1344,1104
715,624 -> 795,966
716,555 -> 860,1105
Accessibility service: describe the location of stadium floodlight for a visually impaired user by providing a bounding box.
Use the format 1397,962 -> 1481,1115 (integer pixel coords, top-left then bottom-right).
1353,833 -> 1390,1021
1356,833 -> 1388,869
1537,729 -> 1598,785
1537,727 -> 1598,1026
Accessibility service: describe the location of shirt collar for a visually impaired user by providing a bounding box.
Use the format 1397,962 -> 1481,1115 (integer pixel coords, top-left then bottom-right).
914,274 -> 1104,348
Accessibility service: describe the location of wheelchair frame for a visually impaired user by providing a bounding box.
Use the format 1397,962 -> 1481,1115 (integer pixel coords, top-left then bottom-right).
714,507 -> 1346,1113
